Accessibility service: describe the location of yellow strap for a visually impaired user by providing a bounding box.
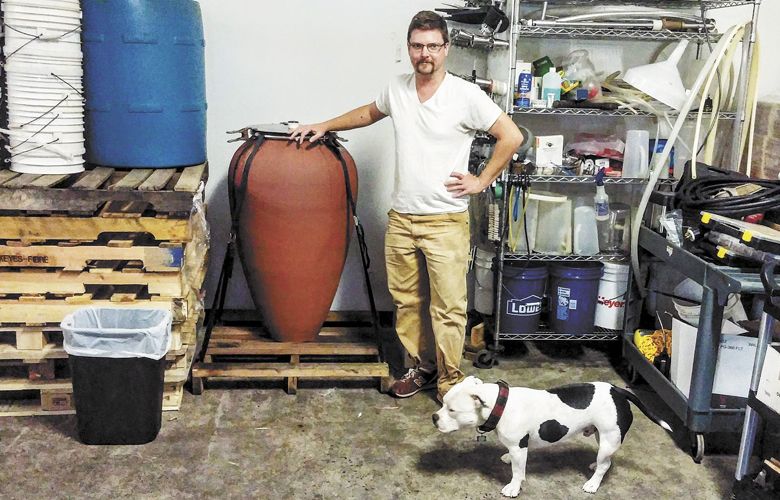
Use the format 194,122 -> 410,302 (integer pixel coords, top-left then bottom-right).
717,247 -> 727,259
742,230 -> 753,243
701,212 -> 711,224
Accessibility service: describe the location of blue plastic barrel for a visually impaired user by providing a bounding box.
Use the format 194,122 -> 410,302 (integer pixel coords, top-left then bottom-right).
549,263 -> 604,334
500,262 -> 548,334
82,0 -> 206,167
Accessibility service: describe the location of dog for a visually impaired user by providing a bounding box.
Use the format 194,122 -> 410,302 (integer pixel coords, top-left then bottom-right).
432,376 -> 672,496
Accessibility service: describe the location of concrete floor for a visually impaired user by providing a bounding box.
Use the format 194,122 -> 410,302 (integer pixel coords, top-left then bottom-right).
0,342 -> 740,499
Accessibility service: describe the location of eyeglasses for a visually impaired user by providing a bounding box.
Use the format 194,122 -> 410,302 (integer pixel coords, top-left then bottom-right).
408,42 -> 447,53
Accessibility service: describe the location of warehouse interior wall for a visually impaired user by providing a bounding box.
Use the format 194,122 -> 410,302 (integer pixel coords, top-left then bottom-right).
199,0 -> 779,311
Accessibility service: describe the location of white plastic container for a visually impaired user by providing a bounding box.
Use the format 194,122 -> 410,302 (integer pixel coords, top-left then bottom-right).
534,192 -> 572,255
473,248 -> 495,315
507,189 -> 538,253
622,129 -> 650,178
573,206 -> 600,256
541,67 -> 562,106
594,263 -> 630,330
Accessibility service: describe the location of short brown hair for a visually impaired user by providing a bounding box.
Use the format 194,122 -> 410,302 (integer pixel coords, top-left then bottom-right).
407,11 -> 449,44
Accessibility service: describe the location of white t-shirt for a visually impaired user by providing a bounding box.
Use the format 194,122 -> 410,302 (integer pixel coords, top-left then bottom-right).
375,72 -> 503,214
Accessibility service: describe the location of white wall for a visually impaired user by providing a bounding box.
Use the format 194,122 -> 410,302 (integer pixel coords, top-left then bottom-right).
200,0 -> 435,310
711,0 -> 779,100
199,0 -> 779,310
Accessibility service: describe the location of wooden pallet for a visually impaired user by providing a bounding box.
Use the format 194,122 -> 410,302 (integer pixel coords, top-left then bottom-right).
0,163 -> 207,217
0,347 -> 194,417
191,315 -> 390,395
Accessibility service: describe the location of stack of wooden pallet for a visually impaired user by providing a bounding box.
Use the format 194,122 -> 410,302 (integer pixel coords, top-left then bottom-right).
0,164 -> 209,416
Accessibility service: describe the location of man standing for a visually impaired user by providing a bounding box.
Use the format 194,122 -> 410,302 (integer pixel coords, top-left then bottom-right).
290,11 -> 523,402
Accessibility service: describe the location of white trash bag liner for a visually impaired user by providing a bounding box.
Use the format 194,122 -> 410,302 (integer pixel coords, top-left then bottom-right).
61,307 -> 172,360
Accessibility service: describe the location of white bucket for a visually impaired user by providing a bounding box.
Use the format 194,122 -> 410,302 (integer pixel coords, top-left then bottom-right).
673,278 -> 747,327
594,263 -> 630,330
473,248 -> 495,315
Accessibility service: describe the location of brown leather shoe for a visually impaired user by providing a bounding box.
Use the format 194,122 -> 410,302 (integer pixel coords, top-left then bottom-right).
390,367 -> 437,398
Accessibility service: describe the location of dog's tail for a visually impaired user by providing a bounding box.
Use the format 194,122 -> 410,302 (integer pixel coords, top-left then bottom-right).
612,386 -> 673,433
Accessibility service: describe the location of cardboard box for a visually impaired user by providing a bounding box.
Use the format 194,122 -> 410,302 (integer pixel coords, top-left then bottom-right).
671,318 -> 756,408
756,344 -> 780,415
534,135 -> 563,170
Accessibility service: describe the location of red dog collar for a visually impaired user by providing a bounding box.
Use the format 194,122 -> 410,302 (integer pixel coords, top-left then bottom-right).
478,379 -> 509,433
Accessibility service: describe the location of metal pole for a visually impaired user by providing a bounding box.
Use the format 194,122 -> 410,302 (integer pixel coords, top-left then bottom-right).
727,0 -> 761,171
735,309 -> 774,479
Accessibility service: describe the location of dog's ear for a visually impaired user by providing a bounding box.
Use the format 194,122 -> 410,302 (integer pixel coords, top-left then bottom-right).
471,394 -> 488,408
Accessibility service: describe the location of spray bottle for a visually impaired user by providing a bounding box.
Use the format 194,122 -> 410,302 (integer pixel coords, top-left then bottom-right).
594,168 -> 610,221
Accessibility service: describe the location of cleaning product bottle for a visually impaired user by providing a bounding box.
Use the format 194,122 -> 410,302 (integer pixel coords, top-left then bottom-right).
594,168 -> 610,221
515,61 -> 533,108
541,67 -> 562,107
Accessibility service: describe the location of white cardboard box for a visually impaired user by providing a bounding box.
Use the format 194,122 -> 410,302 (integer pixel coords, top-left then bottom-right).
534,135 -> 563,170
671,318 -> 755,400
756,344 -> 780,415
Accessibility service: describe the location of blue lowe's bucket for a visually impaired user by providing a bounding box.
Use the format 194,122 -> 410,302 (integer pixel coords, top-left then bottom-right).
500,262 -> 548,334
82,0 -> 206,167
549,263 -> 604,334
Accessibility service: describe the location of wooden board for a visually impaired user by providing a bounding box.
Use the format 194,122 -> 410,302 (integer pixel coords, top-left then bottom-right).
0,269 -> 184,296
0,244 -> 184,272
0,215 -> 192,241
0,382 -> 186,416
192,362 -> 389,379
0,297 -> 186,324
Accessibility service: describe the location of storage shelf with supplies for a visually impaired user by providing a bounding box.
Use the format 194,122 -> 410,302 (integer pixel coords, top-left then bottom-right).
514,26 -> 722,42
512,107 -> 737,120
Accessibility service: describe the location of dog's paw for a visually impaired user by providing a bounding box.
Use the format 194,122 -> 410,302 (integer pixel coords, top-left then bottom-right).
589,462 -> 597,471
501,482 -> 522,497
582,479 -> 601,494
501,453 -> 511,464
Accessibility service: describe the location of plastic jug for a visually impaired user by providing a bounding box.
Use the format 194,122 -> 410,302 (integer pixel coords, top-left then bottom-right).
541,68 -> 562,106
574,206 -> 600,256
622,130 -> 650,178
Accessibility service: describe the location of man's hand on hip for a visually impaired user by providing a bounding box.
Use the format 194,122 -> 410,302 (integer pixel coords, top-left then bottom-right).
445,172 -> 486,198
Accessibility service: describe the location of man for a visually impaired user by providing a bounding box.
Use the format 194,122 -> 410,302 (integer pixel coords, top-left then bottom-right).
290,11 -> 523,403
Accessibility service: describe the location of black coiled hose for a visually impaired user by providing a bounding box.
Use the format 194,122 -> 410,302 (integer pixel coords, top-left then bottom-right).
675,177 -> 780,218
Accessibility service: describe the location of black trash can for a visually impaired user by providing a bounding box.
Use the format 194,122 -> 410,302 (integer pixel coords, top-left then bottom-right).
61,307 -> 172,445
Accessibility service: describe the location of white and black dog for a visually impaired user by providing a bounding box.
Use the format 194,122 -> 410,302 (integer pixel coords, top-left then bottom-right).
432,376 -> 672,496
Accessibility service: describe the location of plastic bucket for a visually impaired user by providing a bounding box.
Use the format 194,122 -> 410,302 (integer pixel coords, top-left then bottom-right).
473,248 -> 494,315
500,262 -> 548,334
672,278 -> 747,326
549,262 -> 604,334
594,263 -> 630,330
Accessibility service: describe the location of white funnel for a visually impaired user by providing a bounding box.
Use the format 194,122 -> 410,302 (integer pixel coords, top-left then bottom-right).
624,40 -> 689,111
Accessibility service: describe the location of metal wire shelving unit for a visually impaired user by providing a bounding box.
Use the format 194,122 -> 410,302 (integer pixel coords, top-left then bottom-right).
480,0 -> 758,362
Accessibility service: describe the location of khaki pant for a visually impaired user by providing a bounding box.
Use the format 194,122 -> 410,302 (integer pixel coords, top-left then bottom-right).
384,209 -> 470,397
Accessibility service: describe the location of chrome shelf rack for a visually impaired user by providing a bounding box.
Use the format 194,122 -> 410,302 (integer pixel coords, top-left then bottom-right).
509,174 -> 678,185
503,252 -> 630,263
514,26 -> 721,42
512,107 -> 737,120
